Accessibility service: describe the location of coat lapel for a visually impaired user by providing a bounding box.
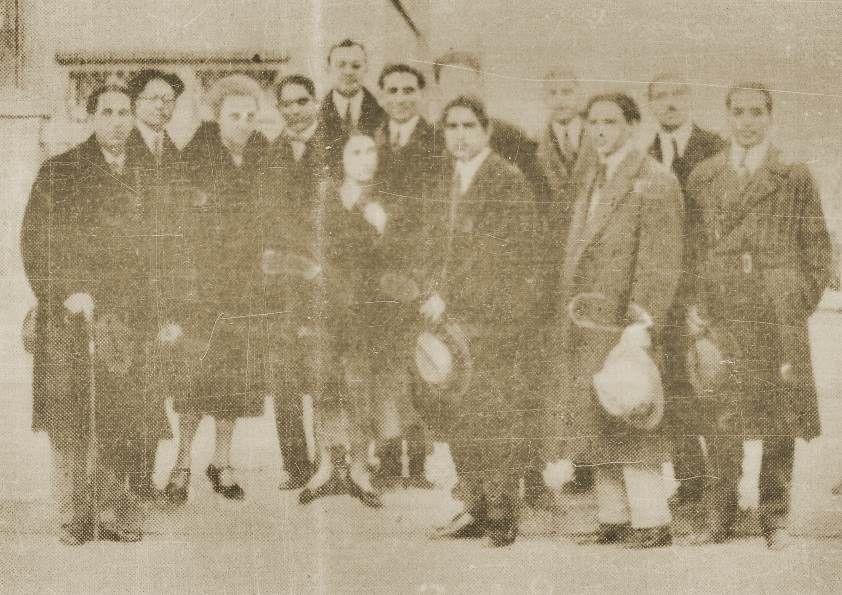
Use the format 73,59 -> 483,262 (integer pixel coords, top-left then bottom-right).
721,147 -> 784,238
562,149 -> 647,279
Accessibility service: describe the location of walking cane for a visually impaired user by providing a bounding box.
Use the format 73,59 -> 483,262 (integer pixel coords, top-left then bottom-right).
82,309 -> 100,541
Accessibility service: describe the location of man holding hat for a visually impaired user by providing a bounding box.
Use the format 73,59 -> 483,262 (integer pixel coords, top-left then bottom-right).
684,82 -> 832,549
542,92 -> 683,548
414,95 -> 539,547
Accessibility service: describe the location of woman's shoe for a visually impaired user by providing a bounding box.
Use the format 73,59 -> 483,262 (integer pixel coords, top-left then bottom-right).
163,468 -> 190,505
347,476 -> 383,508
59,521 -> 90,546
206,464 -> 245,500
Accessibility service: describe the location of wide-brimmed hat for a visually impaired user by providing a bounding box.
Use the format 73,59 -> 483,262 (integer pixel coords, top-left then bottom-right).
414,320 -> 472,405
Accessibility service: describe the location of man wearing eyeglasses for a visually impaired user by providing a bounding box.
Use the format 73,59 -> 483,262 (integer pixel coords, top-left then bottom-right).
123,69 -> 188,502
127,69 -> 184,166
260,74 -> 326,490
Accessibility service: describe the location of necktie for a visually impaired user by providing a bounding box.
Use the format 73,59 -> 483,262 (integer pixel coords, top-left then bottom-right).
594,162 -> 607,190
153,134 -> 163,161
390,125 -> 401,150
670,136 -> 681,174
342,101 -> 353,133
587,163 -> 607,222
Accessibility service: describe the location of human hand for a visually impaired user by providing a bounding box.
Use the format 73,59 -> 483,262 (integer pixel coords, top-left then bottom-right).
420,293 -> 445,323
63,292 -> 94,321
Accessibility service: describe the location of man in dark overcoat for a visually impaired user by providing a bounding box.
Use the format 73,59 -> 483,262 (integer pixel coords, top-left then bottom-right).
646,73 -> 728,512
684,82 -> 833,549
21,85 -> 174,544
415,96 -> 539,547
370,63 -> 438,488
260,74 -> 326,490
123,68 -> 188,499
320,39 -> 386,172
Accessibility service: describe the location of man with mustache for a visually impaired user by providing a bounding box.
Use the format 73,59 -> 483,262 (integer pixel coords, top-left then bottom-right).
646,74 -> 726,522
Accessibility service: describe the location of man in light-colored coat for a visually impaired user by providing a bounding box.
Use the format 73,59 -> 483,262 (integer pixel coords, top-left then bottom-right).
542,93 -> 684,548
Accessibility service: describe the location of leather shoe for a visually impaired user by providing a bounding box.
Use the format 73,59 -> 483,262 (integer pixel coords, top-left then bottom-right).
626,526 -> 672,549
403,475 -> 436,490
573,522 -> 631,545
206,464 -> 245,500
299,469 -> 344,505
59,521 -> 90,546
431,511 -> 485,540
764,528 -> 791,551
98,524 -> 142,543
487,516 -> 518,547
163,468 -> 190,505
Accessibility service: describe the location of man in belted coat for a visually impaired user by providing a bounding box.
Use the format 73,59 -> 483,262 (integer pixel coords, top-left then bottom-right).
684,82 -> 832,549
415,95 -> 539,547
21,85 -> 176,544
646,73 -> 727,512
542,93 -> 683,548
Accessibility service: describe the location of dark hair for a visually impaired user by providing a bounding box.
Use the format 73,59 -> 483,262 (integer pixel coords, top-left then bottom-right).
86,84 -> 132,115
327,38 -> 367,64
126,69 -> 184,106
585,92 -> 641,124
725,81 -> 773,113
432,51 -> 481,83
275,74 -> 316,102
378,63 -> 426,90
646,73 -> 689,99
441,95 -> 490,131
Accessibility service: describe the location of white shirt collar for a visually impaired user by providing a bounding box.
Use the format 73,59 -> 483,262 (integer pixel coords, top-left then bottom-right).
136,120 -> 165,154
389,115 -> 420,148
600,140 -> 635,181
730,140 -> 770,174
332,89 -> 364,125
100,145 -> 126,171
454,147 -> 492,194
551,116 -> 582,152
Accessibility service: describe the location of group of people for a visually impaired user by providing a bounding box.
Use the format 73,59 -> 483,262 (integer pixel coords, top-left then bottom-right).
21,38 -> 833,551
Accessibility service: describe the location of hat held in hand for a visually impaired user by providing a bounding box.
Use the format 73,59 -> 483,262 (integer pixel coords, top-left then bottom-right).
569,293 -> 664,430
414,320 -> 472,404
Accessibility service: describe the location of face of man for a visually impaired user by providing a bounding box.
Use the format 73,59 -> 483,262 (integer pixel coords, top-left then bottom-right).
381,71 -> 422,123
587,101 -> 632,158
727,89 -> 772,149
135,78 -> 177,132
544,78 -> 580,124
217,95 -> 258,152
444,105 -> 490,161
278,83 -> 317,134
342,134 -> 378,183
92,91 -> 133,153
649,81 -> 691,132
329,44 -> 367,97
436,67 -> 482,103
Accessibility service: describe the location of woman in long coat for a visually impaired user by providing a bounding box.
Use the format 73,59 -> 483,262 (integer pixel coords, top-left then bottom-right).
297,133 -> 394,508
162,75 -> 267,504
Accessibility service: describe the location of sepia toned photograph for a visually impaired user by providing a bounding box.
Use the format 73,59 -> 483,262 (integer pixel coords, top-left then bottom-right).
2,1 -> 842,592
